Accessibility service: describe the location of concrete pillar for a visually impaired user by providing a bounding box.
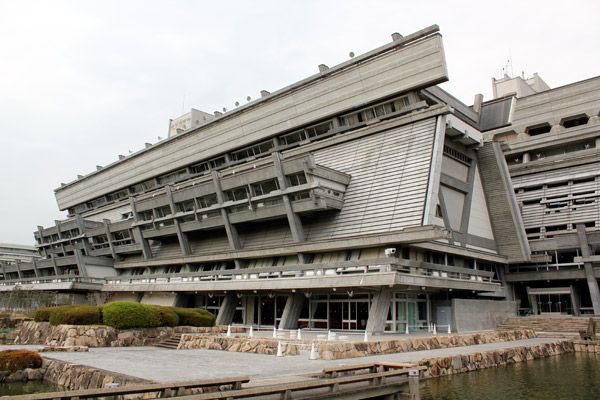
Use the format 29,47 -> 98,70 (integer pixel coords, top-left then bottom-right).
32,259 -> 40,278
103,220 -> 118,260
51,255 -> 60,276
365,287 -> 392,334
272,152 -> 306,243
164,186 -> 191,256
244,297 -> 256,326
576,224 -> 600,314
211,171 -> 242,250
1,264 -> 7,280
570,285 -> 581,317
215,293 -> 238,326
14,260 -> 22,279
74,250 -> 88,277
132,227 -> 152,259
522,152 -> 531,163
278,293 -> 305,329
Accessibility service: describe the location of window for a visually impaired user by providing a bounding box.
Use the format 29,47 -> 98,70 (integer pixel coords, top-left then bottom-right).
224,187 -> 248,202
279,130 -> 306,146
443,145 -> 471,165
157,169 -> 187,185
190,162 -> 209,175
130,179 -> 156,194
113,230 -> 131,241
230,140 -> 274,161
138,210 -> 153,221
305,121 -> 333,139
154,205 -> 171,218
106,189 -> 128,202
176,200 -> 195,213
197,194 -> 218,208
561,114 -> 589,129
526,123 -> 551,136
209,157 -> 226,169
291,191 -> 310,201
251,179 -> 279,196
287,172 -> 307,187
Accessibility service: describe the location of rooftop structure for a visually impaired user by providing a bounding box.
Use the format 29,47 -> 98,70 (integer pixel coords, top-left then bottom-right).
2,25 -> 598,331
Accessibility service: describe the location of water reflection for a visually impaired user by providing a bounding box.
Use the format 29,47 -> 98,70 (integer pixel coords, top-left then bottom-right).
421,353 -> 600,400
0,381 -> 62,396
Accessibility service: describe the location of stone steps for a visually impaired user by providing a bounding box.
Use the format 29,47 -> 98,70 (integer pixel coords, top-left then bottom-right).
155,334 -> 182,349
498,316 -> 598,333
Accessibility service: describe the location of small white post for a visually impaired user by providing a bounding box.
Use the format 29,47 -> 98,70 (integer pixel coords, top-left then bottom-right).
327,330 -> 332,341
428,322 -> 432,333
276,340 -> 284,357
309,342 -> 318,360
272,327 -> 277,339
297,329 -> 302,340
226,325 -> 232,337
249,326 -> 253,337
433,323 -> 437,336
405,324 -> 410,335
363,331 -> 368,342
447,324 -> 451,335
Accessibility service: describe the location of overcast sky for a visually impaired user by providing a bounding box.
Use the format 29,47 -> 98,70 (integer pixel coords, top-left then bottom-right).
1,0 -> 598,245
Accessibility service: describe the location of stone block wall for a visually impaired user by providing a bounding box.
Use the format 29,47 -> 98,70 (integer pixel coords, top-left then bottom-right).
317,329 -> 535,360
573,340 -> 600,353
14,321 -> 236,347
178,334 -> 299,355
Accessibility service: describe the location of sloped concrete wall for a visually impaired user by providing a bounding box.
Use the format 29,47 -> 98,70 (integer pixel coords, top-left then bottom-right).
452,299 -> 517,332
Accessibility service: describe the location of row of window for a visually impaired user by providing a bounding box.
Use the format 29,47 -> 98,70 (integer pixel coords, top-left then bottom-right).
138,173 -> 308,221
68,93 -> 415,216
525,113 -> 592,136
509,140 -> 596,165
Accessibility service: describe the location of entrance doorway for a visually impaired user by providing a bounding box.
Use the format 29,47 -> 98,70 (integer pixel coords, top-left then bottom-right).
527,287 -> 575,315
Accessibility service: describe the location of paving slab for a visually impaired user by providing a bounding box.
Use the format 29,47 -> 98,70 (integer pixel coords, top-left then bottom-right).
8,337 -> 561,384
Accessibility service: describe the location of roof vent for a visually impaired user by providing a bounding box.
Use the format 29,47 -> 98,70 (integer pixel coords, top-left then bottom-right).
260,90 -> 270,98
318,64 -> 329,73
391,32 -> 403,41
144,143 -> 152,149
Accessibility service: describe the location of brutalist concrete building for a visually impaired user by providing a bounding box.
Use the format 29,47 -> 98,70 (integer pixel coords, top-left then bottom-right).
1,25 -> 598,332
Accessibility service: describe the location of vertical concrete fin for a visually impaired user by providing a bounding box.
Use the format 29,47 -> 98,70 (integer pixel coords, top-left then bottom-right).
215,293 -> 238,326
279,293 -> 305,329
366,288 -> 392,334
477,142 -> 530,261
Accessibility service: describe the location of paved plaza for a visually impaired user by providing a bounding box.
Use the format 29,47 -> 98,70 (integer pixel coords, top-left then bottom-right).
1,337 -> 561,385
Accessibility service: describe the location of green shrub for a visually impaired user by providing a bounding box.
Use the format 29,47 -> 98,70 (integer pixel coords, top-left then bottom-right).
0,350 -> 43,372
147,305 -> 179,327
173,308 -> 215,327
33,307 -> 55,322
48,305 -> 102,326
102,301 -> 160,330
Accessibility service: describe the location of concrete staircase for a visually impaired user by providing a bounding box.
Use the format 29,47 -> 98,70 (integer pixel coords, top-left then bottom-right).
155,333 -> 182,349
497,316 -> 598,338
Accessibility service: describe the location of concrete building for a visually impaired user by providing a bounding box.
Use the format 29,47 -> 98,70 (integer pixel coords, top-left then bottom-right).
168,108 -> 215,138
481,73 -> 600,316
0,243 -> 40,281
1,25 -> 598,331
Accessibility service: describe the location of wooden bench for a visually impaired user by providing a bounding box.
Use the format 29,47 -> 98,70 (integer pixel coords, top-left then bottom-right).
320,363 -> 381,378
170,369 -> 415,400
8,376 -> 250,400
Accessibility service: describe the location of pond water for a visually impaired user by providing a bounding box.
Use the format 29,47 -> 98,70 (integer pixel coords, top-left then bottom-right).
0,381 -> 62,396
421,353 -> 600,400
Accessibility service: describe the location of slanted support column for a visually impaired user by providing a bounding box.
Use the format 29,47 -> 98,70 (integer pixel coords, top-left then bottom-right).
272,152 -> 305,243
103,219 -> 118,260
577,224 -> 600,314
51,255 -> 60,276
75,214 -> 92,255
211,171 -> 242,250
37,226 -> 48,258
279,293 -> 305,329
14,260 -> 22,279
32,259 -> 40,278
74,250 -> 88,277
243,297 -> 256,326
215,293 -> 238,326
130,197 -> 152,259
366,287 -> 393,335
164,186 -> 191,256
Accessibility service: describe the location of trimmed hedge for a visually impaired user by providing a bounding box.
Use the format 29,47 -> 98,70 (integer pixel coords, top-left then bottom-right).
147,305 -> 179,327
173,308 -> 215,327
102,301 -> 161,330
49,305 -> 102,326
0,349 -> 43,372
32,302 -> 215,329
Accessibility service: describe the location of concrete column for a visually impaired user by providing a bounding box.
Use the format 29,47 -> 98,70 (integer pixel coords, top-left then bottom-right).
103,220 -> 118,259
37,226 -> 48,258
244,297 -> 256,326
366,287 -> 392,334
132,227 -> 152,260
570,285 -> 581,317
522,152 -> 531,163
14,260 -> 22,279
74,250 -> 88,277
75,214 -> 92,255
54,220 -> 63,240
272,152 -> 306,243
278,293 -> 305,329
215,293 -> 238,326
164,186 -> 191,256
576,224 -> 600,314
1,263 -> 6,280
211,171 -> 242,250
32,259 -> 40,278
51,255 -> 60,276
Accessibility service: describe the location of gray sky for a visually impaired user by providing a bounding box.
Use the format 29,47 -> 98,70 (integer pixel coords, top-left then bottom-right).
1,0 -> 599,245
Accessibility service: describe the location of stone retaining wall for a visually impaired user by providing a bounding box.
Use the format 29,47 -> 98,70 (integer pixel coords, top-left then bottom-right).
14,321 -> 235,347
418,340 -> 573,378
318,329 -> 535,360
42,358 -> 150,390
178,334 -> 299,355
573,340 -> 600,353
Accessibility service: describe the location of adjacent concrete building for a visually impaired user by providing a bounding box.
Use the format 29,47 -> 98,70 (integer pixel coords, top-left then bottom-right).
1,25 -> 598,331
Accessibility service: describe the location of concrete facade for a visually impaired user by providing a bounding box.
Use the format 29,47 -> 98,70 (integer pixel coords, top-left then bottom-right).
3,25 -> 598,331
